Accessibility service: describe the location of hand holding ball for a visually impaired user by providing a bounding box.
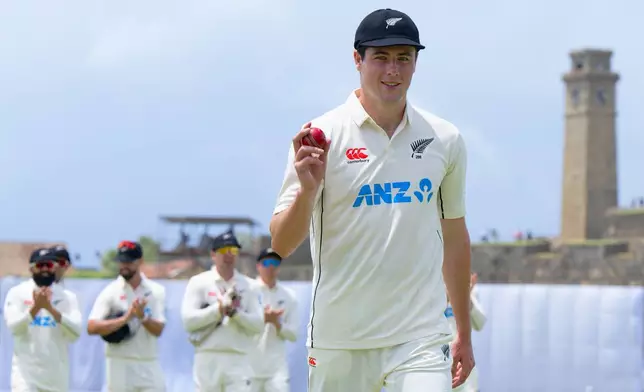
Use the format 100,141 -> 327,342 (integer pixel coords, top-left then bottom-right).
301,128 -> 327,149
293,124 -> 330,193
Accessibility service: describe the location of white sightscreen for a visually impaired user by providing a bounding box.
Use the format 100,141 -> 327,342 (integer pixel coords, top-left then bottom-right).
0,278 -> 642,392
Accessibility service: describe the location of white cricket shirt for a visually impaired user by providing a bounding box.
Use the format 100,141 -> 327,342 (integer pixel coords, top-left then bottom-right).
88,274 -> 166,360
3,280 -> 82,391
250,278 -> 299,377
274,89 -> 468,349
181,268 -> 264,354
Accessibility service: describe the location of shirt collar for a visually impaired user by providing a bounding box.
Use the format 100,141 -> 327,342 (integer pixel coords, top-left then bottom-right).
346,88 -> 415,129
255,276 -> 279,291
211,267 -> 239,283
28,279 -> 62,293
118,272 -> 149,289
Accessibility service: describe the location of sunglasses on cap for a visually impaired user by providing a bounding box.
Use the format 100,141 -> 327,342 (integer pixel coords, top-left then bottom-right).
33,261 -> 56,270
118,241 -> 137,250
57,258 -> 70,268
216,246 -> 239,255
260,258 -> 281,267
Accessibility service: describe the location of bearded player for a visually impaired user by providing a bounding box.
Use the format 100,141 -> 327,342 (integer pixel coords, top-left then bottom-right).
87,240 -> 167,391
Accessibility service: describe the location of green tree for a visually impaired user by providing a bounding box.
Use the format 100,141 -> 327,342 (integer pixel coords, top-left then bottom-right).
100,236 -> 161,274
101,249 -> 119,276
138,235 -> 160,262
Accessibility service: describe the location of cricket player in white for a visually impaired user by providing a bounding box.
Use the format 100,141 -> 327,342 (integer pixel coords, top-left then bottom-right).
181,229 -> 264,392
447,273 -> 487,392
270,8 -> 475,392
3,248 -> 82,392
87,241 -> 167,392
250,248 -> 299,392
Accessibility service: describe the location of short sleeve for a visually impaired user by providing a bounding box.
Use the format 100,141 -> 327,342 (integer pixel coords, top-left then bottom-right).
438,133 -> 467,219
273,144 -> 300,215
151,287 -> 167,323
273,142 -> 323,215
88,288 -> 111,321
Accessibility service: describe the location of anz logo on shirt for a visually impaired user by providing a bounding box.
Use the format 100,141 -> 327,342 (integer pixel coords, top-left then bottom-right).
352,178 -> 434,208
444,306 -> 454,319
31,315 -> 57,328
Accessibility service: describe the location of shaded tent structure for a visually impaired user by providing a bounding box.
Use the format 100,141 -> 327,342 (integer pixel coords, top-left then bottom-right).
156,215 -> 261,277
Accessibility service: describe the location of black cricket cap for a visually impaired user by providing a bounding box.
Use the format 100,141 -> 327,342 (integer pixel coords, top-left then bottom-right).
354,8 -> 424,51
29,248 -> 58,264
51,245 -> 71,264
115,241 -> 143,263
257,247 -> 282,262
211,229 -> 241,252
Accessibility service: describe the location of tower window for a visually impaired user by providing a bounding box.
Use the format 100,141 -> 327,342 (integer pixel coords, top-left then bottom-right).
571,88 -> 580,106
596,89 -> 607,106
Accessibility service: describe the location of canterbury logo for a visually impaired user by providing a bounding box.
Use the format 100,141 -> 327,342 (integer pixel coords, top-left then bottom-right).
410,138 -> 434,158
346,148 -> 368,161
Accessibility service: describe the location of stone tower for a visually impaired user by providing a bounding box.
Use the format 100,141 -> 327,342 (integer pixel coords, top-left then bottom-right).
561,49 -> 620,240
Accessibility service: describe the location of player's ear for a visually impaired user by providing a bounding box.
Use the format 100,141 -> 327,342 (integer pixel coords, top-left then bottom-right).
353,50 -> 362,71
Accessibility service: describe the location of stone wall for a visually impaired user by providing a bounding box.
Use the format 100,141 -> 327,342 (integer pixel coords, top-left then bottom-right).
274,237 -> 644,285
471,239 -> 643,285
606,208 -> 644,239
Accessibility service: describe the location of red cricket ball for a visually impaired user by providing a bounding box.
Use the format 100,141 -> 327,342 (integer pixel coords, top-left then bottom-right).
302,127 -> 327,148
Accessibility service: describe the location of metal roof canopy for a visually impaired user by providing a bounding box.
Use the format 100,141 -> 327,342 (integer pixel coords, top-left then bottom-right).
159,215 -> 259,227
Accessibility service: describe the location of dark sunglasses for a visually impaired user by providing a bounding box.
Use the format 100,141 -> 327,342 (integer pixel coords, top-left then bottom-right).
34,261 -> 55,270
118,241 -> 137,250
57,259 -> 70,268
260,258 -> 281,268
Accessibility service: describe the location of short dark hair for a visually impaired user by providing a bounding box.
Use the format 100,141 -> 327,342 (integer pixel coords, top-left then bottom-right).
356,46 -> 420,61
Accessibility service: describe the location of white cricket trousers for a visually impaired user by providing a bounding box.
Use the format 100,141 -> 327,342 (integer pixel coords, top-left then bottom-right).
194,351 -> 253,392
307,333 -> 453,392
106,357 -> 166,392
250,363 -> 290,392
11,374 -> 63,392
11,365 -> 68,392
452,366 -> 479,392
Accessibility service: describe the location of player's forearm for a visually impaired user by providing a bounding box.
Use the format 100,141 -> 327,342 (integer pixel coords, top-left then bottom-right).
270,189 -> 317,258
231,310 -> 264,334
87,317 -> 128,336
181,306 -> 222,332
56,308 -> 83,341
142,318 -> 165,337
277,320 -> 298,342
5,308 -> 35,334
442,237 -> 472,340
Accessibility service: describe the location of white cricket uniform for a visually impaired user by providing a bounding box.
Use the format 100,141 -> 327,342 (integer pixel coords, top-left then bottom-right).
3,280 -> 82,392
274,89 -> 468,392
446,288 -> 487,392
181,268 -> 264,392
250,279 -> 299,392
88,275 -> 167,392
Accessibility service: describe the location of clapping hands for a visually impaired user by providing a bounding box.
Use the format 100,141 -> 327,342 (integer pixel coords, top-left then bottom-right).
264,305 -> 284,326
218,286 -> 241,317
127,298 -> 148,320
32,287 -> 52,310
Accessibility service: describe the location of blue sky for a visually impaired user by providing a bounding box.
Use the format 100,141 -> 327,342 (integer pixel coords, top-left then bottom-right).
1,0 -> 642,267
